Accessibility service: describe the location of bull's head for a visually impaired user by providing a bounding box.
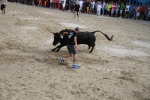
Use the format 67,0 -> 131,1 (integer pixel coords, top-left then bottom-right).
53,33 -> 63,46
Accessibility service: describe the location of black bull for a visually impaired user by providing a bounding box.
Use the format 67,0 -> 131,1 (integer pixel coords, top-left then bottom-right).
51,30 -> 113,53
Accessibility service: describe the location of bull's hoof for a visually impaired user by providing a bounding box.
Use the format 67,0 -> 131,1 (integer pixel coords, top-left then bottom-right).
89,51 -> 92,53
55,50 -> 59,52
51,49 -> 55,52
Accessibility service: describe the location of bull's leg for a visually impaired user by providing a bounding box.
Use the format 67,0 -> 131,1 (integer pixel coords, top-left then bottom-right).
55,47 -> 61,52
51,45 -> 62,52
52,45 -> 65,52
88,45 -> 91,50
89,44 -> 95,53
51,47 -> 57,52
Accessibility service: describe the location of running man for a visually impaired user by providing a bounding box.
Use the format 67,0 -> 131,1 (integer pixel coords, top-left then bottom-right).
60,27 -> 80,69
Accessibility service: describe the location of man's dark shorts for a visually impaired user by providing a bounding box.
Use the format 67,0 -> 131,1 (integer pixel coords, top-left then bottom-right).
67,45 -> 76,54
1,4 -> 6,10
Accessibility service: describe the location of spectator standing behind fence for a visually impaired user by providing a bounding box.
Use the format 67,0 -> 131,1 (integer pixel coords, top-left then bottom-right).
129,4 -> 133,19
106,2 -> 111,16
102,0 -> 106,15
1,0 -> 7,14
70,0 -> 75,13
50,0 -> 53,8
115,2 -> 119,17
96,1 -> 102,18
104,2 -> 108,16
125,3 -> 130,19
38,0 -> 42,7
62,0 -> 66,11
119,2 -> 125,18
78,0 -> 83,13
140,4 -> 146,20
85,0 -> 90,14
90,0 -> 95,14
145,5 -> 150,21
111,2 -> 116,17
55,0 -> 58,9
136,5 -> 141,20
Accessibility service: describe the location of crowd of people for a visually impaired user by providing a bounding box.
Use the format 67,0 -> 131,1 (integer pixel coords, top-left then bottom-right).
4,0 -> 150,21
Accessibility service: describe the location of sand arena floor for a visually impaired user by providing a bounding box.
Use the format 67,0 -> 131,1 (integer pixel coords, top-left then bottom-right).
0,2 -> 150,100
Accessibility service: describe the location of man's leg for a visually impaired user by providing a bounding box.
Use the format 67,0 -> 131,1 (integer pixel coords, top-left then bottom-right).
77,12 -> 79,19
73,54 -> 77,64
3,8 -> 5,13
65,53 -> 72,59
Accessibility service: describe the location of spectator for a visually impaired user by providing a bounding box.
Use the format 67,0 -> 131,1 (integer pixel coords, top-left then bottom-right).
102,0 -> 106,15
140,4 -> 146,20
136,5 -> 142,20
85,0 -> 90,14
62,0 -> 66,11
104,2 -> 108,16
96,1 -> 102,18
50,0 -> 53,8
38,0 -> 42,7
115,2 -> 119,17
129,4 -> 133,19
43,0 -> 47,7
145,5 -> 150,21
70,0 -> 75,13
125,3 -> 130,19
106,2 -> 111,16
78,0 -> 83,13
111,2 -> 116,17
90,0 -> 95,14
55,0 -> 58,9
119,2 -> 125,18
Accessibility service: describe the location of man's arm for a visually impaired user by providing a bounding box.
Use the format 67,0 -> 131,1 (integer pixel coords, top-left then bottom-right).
74,36 -> 77,48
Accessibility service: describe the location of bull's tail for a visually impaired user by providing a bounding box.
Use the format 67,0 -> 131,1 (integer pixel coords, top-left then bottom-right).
91,30 -> 113,41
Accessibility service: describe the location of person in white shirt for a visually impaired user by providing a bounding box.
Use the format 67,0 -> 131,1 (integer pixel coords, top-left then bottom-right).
96,1 -> 102,18
62,0 -> 66,11
1,0 -> 7,14
102,0 -> 106,15
90,0 -> 95,14
125,3 -> 130,18
78,0 -> 83,13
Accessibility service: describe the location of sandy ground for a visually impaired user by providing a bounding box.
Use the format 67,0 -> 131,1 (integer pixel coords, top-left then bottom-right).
0,2 -> 150,100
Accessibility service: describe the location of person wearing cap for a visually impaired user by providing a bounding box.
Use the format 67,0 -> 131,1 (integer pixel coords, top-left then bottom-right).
60,27 -> 80,69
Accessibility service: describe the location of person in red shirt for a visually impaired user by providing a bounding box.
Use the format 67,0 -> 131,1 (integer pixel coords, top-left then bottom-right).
140,4 -> 146,20
55,0 -> 58,9
38,0 -> 42,7
136,5 -> 142,20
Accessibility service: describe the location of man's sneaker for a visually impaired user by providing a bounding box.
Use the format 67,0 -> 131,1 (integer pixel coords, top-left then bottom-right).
72,64 -> 80,69
60,57 -> 65,62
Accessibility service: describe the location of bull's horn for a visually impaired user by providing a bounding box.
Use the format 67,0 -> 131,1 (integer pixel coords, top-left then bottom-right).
60,35 -> 63,38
